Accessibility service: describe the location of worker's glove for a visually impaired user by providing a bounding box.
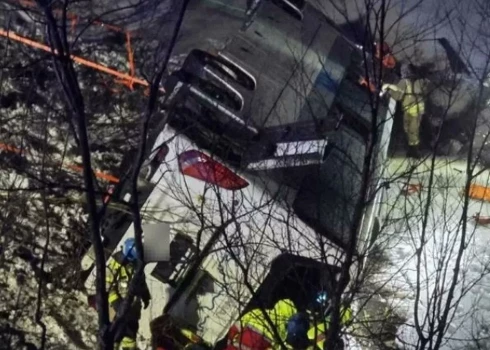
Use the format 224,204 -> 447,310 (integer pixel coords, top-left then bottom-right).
381,84 -> 390,93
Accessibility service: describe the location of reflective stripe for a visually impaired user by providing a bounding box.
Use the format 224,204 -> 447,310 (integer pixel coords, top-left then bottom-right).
181,328 -> 201,343
108,293 -> 120,304
405,103 -> 424,117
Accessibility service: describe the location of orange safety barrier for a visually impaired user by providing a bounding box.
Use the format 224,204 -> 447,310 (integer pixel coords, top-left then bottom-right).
0,142 -> 22,154
468,184 -> 490,202
16,0 -> 125,32
16,1 -> 127,39
0,3 -> 161,184
0,142 -> 120,183
65,164 -> 120,184
0,28 -> 155,90
124,32 -> 136,89
7,0 -> 146,91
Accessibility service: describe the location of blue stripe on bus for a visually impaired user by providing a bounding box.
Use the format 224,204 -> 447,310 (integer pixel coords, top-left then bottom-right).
315,70 -> 340,94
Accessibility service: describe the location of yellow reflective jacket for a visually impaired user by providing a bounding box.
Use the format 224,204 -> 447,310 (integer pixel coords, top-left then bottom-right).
307,306 -> 353,349
106,251 -> 150,305
307,322 -> 327,350
239,299 -> 297,347
384,79 -> 426,117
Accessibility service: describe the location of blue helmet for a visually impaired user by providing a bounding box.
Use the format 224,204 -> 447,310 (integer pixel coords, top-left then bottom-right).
123,238 -> 138,261
286,313 -> 311,348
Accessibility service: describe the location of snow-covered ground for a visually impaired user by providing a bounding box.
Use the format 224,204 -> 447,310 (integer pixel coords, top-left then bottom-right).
0,13 -> 161,347
378,157 -> 490,349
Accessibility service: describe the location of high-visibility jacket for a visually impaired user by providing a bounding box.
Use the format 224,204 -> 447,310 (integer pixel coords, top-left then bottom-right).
307,306 -> 353,349
307,322 -> 328,350
106,251 -> 150,306
402,78 -> 425,117
384,79 -> 426,117
228,299 -> 297,349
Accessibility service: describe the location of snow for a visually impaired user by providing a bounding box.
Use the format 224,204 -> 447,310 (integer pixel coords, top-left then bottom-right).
344,334 -> 365,350
378,157 -> 490,349
0,12 -> 161,348
1,247 -> 99,349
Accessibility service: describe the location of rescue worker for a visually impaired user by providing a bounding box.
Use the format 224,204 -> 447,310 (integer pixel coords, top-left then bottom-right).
375,42 -> 396,70
285,312 -> 311,349
300,292 -> 353,350
306,304 -> 353,349
107,237 -> 151,350
226,299 -> 300,349
358,41 -> 398,92
382,64 -> 427,158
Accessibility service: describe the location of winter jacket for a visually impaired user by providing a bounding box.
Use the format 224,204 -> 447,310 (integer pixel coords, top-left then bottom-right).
307,306 -> 353,349
227,299 -> 298,349
383,78 -> 427,117
106,251 -> 151,306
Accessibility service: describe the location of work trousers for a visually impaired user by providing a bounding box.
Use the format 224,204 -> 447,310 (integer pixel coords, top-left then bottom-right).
403,104 -> 424,147
113,300 -> 142,349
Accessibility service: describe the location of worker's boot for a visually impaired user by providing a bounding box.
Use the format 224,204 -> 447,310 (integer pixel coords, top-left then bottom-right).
407,145 -> 421,159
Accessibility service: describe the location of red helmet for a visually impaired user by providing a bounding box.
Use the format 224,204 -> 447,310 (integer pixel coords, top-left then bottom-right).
375,41 -> 391,58
375,42 -> 396,69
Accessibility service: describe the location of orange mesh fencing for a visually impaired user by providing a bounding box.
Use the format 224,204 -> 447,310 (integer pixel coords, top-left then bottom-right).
9,0 -> 144,90
0,142 -> 120,183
